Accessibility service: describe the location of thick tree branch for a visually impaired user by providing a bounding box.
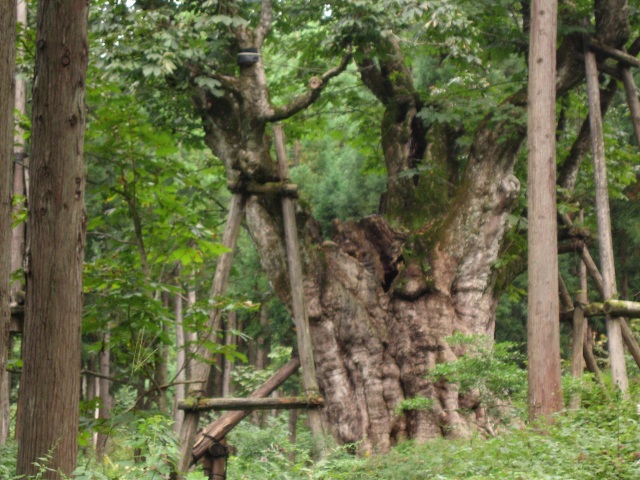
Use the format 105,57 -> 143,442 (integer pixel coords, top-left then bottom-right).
264,53 -> 353,122
356,37 -> 413,106
356,56 -> 389,104
254,0 -> 273,48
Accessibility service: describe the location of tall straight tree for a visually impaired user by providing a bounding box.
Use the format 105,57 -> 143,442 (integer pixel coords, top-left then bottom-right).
0,0 -> 17,447
16,0 -> 89,477
527,0 -> 563,419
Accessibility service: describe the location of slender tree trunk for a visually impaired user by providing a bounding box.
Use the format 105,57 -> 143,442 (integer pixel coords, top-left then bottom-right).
584,40 -> 628,394
154,293 -> 170,412
11,0 -> 27,305
256,303 -> 269,371
174,277 -> 187,435
0,0 -> 17,446
16,0 -> 89,476
570,252 -> 588,409
96,331 -> 111,458
5,0 -> 27,438
288,408 -> 298,462
620,67 -> 640,146
85,356 -> 99,450
222,311 -> 236,398
526,0 -> 563,420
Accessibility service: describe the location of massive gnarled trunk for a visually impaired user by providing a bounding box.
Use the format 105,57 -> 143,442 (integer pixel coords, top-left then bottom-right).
189,0 -> 630,454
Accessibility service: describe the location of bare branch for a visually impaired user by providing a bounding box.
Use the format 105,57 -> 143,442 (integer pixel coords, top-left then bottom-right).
264,53 -> 353,122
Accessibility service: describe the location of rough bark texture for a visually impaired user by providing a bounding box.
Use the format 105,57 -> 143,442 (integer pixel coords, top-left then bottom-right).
186,0 -> 631,455
16,0 -> 89,477
527,0 -> 563,420
0,0 -> 17,448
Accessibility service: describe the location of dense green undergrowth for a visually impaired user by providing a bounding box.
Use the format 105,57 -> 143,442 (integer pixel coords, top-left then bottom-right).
2,343 -> 640,479
227,393 -> 640,480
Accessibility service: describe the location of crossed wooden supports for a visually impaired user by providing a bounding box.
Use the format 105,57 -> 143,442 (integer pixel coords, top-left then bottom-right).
178,125 -> 325,479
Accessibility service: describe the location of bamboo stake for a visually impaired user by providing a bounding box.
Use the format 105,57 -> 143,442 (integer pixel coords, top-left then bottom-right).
584,42 -> 629,394
178,193 -> 246,473
273,124 -> 326,456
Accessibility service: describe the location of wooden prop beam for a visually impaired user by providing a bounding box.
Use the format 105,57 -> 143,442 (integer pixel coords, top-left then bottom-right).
179,395 -> 324,412
589,40 -> 640,69
227,180 -> 299,197
273,124 -> 326,455
585,42 -> 628,393
190,357 -> 301,464
559,215 -> 640,371
620,66 -> 640,146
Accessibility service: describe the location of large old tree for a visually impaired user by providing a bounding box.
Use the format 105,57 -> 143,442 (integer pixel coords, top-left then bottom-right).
119,0 -> 632,455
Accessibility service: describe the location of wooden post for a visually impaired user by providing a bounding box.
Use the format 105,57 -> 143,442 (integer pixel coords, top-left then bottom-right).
178,193 -> 246,474
584,41 -> 628,394
273,124 -> 326,454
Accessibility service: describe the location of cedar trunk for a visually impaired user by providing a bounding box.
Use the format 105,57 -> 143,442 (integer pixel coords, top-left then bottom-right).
186,0 -> 630,455
16,0 -> 89,477
0,0 -> 16,447
527,0 -> 563,420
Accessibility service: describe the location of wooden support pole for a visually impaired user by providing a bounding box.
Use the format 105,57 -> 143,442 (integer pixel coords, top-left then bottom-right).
273,124 -> 326,455
558,274 -> 573,312
603,299 -> 640,316
575,243 -> 640,370
584,42 -> 628,394
620,66 -> 640,146
570,249 -> 587,409
227,180 -> 298,197
588,40 -> 640,69
178,193 -> 246,474
179,395 -> 324,412
191,357 -> 301,464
